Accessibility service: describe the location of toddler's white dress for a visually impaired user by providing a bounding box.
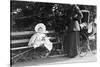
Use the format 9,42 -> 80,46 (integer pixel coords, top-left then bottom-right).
28,33 -> 53,51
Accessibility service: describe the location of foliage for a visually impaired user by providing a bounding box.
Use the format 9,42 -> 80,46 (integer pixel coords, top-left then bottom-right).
11,1 -> 96,32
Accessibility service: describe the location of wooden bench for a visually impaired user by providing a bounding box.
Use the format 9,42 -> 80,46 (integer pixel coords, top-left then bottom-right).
11,30 -> 62,51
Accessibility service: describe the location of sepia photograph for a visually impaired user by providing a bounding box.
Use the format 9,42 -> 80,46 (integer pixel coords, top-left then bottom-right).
10,0 -> 97,67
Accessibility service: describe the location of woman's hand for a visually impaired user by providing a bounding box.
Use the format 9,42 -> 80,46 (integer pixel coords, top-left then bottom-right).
80,22 -> 87,29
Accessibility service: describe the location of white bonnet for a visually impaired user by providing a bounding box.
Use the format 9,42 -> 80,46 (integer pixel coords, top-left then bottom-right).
35,23 -> 46,33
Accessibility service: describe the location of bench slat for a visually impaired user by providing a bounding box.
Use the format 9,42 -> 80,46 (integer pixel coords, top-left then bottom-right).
11,37 -> 56,44
11,31 -> 55,36
11,41 -> 61,50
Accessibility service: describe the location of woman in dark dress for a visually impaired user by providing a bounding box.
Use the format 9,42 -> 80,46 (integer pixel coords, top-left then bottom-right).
63,5 -> 83,58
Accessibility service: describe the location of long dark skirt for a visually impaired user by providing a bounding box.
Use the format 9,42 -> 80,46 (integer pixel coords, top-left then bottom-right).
63,31 -> 80,58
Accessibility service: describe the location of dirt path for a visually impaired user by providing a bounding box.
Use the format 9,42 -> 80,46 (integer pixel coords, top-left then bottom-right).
12,53 -> 96,67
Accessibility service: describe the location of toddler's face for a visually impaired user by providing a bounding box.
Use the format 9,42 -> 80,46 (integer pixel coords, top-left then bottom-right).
38,27 -> 43,33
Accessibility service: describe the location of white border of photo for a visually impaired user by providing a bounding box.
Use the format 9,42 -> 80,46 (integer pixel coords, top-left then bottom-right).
0,0 -> 100,67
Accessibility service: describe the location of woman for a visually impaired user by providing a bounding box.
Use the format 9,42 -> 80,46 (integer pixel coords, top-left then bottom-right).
63,5 -> 83,58
28,23 -> 53,58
